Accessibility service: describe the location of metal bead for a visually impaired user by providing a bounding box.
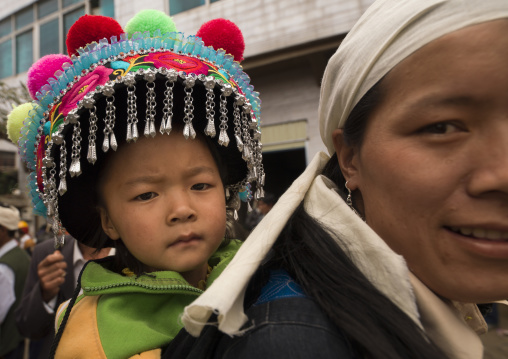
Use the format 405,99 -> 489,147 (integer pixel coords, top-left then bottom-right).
143,69 -> 157,83
102,83 -> 115,97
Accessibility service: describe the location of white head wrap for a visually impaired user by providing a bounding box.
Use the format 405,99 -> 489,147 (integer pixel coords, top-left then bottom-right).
319,0 -> 508,154
0,205 -> 20,231
182,0 -> 508,339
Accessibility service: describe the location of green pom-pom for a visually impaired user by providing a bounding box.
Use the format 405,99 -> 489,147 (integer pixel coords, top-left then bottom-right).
7,103 -> 33,144
125,10 -> 177,38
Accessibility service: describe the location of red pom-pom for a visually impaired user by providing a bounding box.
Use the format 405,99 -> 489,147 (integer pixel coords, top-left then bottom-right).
196,19 -> 245,62
27,54 -> 72,99
66,15 -> 124,57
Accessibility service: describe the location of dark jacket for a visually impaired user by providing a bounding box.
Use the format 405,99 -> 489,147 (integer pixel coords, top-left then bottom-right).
0,245 -> 30,356
163,270 -> 357,359
15,237 -> 76,359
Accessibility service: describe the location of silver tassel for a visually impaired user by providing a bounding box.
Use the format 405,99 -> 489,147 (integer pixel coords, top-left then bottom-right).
218,128 -> 230,146
102,135 -> 110,152
69,158 -> 81,177
126,123 -> 132,142
242,145 -> 251,161
183,122 -> 196,140
58,179 -> 67,196
235,134 -> 244,152
132,124 -> 139,141
144,121 -> 151,137
205,117 -> 216,138
87,143 -> 97,164
110,132 -> 118,151
149,120 -> 156,137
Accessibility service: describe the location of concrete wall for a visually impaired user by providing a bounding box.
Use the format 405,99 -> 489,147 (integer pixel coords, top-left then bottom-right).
116,0 -> 374,58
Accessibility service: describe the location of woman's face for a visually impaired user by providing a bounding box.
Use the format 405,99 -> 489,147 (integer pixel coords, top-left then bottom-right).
336,19 -> 508,302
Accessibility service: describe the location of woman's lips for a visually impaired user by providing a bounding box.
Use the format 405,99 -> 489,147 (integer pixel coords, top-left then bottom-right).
448,226 -> 508,241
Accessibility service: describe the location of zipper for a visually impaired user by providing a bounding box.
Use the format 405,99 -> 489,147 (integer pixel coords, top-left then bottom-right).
83,281 -> 203,293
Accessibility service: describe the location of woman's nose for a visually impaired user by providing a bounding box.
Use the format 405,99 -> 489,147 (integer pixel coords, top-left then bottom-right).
467,128 -> 508,198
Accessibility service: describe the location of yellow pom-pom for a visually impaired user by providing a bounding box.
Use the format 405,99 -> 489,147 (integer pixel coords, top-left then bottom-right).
7,103 -> 33,144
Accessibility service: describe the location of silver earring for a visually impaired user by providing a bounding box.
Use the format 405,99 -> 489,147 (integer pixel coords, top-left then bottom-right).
345,181 -> 363,219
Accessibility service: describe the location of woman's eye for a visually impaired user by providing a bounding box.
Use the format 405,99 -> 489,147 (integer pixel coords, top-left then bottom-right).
419,121 -> 462,134
192,183 -> 210,191
135,192 -> 157,201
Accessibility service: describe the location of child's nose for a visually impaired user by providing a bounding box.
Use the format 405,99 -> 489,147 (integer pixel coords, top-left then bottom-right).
167,195 -> 197,224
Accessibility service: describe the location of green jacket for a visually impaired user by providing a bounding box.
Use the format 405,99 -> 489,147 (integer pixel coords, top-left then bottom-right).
55,240 -> 241,359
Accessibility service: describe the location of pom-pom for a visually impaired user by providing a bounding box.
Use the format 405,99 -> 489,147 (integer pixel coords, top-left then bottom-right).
26,54 -> 72,100
197,19 -> 245,62
126,10 -> 177,38
66,15 -> 124,57
7,103 -> 33,144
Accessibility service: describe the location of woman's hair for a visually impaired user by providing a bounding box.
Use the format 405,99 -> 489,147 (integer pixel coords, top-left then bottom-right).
269,82 -> 449,358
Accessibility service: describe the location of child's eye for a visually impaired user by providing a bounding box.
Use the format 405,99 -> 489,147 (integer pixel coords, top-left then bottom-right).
135,192 -> 158,201
191,183 -> 210,191
419,121 -> 463,134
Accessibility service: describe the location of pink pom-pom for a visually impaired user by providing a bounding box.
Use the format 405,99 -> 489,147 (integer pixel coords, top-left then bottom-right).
197,19 -> 245,62
66,15 -> 124,57
27,54 -> 72,100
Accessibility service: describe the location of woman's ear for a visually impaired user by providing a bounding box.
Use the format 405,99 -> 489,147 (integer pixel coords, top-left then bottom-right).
99,207 -> 120,240
332,129 -> 360,189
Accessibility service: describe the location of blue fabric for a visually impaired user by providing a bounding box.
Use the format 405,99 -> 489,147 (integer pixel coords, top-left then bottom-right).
163,296 -> 356,359
253,269 -> 306,306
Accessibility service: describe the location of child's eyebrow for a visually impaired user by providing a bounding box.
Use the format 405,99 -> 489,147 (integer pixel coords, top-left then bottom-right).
185,166 -> 217,177
123,175 -> 164,186
122,166 -> 217,186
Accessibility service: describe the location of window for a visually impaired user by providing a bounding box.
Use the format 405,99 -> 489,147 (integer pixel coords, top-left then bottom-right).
169,0 -> 205,15
91,0 -> 115,17
40,19 -> 59,57
0,39 -> 13,78
38,0 -> 59,19
63,0 -> 83,8
0,0 -> 115,79
0,18 -> 11,37
64,6 -> 85,39
15,7 -> 33,30
16,31 -> 33,73
0,151 -> 15,168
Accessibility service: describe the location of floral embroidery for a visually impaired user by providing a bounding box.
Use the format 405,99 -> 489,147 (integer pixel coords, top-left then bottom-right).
48,103 -> 64,137
111,54 -> 152,77
59,66 -> 113,116
145,52 -> 208,75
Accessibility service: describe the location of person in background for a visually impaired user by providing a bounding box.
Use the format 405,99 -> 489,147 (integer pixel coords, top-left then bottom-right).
0,204 -> 30,359
15,236 -> 113,359
244,192 -> 278,231
18,221 -> 36,255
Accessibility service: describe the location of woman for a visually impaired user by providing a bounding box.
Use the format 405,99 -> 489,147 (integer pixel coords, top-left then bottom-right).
165,0 -> 508,358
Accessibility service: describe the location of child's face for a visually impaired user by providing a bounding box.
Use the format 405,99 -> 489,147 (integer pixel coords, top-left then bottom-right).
99,132 -> 226,285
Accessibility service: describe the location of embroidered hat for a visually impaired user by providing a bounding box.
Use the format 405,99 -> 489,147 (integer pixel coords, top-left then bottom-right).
10,11 -> 264,247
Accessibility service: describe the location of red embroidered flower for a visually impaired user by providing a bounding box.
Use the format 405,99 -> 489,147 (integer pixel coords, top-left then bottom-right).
59,66 -> 113,116
145,52 -> 208,75
36,136 -> 46,192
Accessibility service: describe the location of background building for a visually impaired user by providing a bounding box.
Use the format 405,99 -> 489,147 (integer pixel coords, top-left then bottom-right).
0,0 -> 374,230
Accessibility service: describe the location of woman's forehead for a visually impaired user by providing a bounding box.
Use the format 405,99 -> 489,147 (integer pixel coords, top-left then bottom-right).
319,0 -> 508,154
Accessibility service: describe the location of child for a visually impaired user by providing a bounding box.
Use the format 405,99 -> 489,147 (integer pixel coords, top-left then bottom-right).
8,10 -> 263,358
